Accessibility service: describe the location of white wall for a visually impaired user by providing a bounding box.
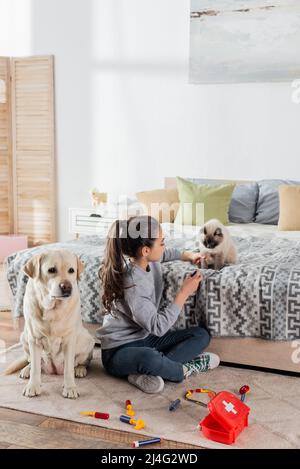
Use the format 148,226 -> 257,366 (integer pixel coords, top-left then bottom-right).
1,0 -> 300,241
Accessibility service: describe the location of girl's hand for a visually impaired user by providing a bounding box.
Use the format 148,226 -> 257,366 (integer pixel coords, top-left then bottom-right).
174,271 -> 203,308
182,251 -> 205,265
180,271 -> 203,297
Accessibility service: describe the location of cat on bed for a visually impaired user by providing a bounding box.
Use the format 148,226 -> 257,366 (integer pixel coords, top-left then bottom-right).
198,219 -> 237,271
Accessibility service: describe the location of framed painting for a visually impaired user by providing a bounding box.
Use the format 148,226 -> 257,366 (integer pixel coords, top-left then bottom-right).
189,0 -> 300,84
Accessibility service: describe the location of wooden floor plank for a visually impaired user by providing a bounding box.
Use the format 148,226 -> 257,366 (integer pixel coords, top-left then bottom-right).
0,407 -> 47,426
40,418 -> 203,449
0,421 -> 126,449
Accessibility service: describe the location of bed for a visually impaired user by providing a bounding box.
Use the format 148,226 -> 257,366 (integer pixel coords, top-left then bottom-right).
164,177 -> 300,374
5,179 -> 300,374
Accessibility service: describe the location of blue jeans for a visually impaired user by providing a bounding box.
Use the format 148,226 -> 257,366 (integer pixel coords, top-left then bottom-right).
101,326 -> 210,382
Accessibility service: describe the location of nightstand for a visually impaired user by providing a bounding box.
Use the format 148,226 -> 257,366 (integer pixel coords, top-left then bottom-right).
69,208 -> 117,239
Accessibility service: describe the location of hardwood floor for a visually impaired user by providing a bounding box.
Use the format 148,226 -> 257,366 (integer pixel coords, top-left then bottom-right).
0,268 -> 202,450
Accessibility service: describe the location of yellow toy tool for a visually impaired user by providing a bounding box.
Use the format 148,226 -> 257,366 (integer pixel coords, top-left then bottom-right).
125,399 -> 135,417
120,415 -> 145,430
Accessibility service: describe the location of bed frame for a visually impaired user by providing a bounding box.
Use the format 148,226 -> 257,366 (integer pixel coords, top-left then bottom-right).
164,177 -> 300,375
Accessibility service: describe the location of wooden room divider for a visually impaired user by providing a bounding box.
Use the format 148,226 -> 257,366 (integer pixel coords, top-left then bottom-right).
0,57 -> 13,236
0,55 -> 56,246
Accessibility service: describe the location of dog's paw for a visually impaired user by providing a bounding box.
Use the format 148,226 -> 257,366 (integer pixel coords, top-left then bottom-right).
62,385 -> 80,399
74,365 -> 87,378
23,382 -> 41,397
20,364 -> 31,380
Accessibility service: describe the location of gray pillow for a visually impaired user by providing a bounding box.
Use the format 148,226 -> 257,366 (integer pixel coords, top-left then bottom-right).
255,179 -> 300,225
229,183 -> 259,223
187,178 -> 258,223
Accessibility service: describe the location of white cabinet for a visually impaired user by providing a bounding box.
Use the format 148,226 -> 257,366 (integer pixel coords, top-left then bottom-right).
69,208 -> 117,238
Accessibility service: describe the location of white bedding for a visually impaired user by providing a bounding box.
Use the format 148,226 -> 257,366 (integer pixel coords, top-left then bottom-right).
7,220 -> 300,338
161,222 -> 300,241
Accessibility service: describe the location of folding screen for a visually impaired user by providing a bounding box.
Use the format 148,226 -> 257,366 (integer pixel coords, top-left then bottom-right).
0,56 -> 56,246
0,57 -> 13,235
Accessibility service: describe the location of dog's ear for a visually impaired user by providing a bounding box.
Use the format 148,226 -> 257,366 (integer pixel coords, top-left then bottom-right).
23,254 -> 43,279
77,256 -> 84,280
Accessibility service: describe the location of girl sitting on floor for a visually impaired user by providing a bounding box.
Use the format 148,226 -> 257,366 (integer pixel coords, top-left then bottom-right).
97,215 -> 219,393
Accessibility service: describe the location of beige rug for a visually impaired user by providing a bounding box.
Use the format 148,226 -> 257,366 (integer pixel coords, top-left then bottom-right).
0,347 -> 300,449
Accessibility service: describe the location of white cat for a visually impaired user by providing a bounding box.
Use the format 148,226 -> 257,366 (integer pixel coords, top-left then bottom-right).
198,219 -> 237,270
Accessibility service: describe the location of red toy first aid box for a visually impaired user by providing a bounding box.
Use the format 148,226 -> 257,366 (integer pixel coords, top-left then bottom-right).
200,391 -> 250,445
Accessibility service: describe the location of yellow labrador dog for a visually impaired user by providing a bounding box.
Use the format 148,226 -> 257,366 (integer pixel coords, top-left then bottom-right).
4,250 -> 95,399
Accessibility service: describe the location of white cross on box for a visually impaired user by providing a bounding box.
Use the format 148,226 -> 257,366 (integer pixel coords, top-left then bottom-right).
222,400 -> 237,414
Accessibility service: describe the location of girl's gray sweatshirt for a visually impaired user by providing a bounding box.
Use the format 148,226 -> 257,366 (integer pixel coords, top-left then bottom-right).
96,247 -> 183,350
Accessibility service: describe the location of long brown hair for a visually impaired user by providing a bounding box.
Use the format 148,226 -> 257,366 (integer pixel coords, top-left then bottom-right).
100,215 -> 160,314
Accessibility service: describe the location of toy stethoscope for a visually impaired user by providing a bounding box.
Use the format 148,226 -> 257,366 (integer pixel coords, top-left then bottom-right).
185,388 -> 216,407
185,385 -> 250,407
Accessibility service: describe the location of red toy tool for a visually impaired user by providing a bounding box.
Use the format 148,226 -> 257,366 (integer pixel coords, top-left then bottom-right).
239,385 -> 250,402
80,411 -> 110,420
199,391 -> 250,445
